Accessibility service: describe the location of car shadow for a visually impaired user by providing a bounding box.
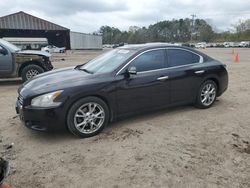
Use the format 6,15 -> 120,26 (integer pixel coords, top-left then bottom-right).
23,100 -> 222,142
25,129 -> 77,143
107,99 -> 222,130
107,105 -> 193,129
0,79 -> 22,85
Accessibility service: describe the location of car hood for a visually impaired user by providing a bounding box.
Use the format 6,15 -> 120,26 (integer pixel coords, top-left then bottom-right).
20,67 -> 100,96
17,50 -> 51,57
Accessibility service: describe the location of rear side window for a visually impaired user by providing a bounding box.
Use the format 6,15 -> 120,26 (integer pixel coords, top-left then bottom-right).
131,49 -> 165,72
168,49 -> 200,67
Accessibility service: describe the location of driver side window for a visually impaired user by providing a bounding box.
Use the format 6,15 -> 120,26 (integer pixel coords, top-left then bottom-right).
130,49 -> 166,72
0,45 -> 8,56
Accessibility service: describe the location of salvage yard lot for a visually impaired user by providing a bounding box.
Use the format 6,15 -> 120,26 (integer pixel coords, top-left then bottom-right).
0,48 -> 250,188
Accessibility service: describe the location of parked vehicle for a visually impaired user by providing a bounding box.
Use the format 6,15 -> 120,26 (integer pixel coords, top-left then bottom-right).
183,43 -> 195,48
223,42 -> 237,48
0,158 -> 10,188
16,44 -> 228,138
103,44 -> 113,48
0,39 -> 53,82
206,43 -> 218,48
41,45 -> 66,53
3,37 -> 48,50
195,42 -> 206,49
239,41 -> 250,48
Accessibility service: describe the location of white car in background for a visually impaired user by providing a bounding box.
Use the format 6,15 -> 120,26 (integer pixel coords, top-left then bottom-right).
195,42 -> 206,49
239,41 -> 250,47
41,45 -> 66,53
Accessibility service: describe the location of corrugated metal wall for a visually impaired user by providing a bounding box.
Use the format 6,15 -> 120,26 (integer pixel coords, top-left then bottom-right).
70,31 -> 102,49
0,11 -> 68,30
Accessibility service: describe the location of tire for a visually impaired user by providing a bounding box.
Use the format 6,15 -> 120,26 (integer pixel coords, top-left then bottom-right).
21,64 -> 44,82
67,97 -> 110,138
195,80 -> 217,109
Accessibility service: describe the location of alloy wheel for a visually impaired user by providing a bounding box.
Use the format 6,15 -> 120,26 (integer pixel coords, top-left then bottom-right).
26,69 -> 40,79
73,102 -> 105,134
200,83 -> 216,106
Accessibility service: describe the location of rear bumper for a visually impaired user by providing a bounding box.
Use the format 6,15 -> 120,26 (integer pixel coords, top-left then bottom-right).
16,100 -> 66,132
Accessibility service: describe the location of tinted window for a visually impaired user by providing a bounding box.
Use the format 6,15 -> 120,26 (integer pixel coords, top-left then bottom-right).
0,45 -> 7,55
131,49 -> 165,72
81,49 -> 136,74
168,49 -> 200,67
0,39 -> 20,52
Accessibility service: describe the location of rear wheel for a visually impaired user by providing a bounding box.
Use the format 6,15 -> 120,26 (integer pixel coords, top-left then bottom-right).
67,97 -> 109,138
195,80 -> 217,109
21,64 -> 44,82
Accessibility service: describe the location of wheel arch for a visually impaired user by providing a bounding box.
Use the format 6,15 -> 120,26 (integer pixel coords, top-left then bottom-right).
203,76 -> 220,96
65,94 -> 114,126
18,61 -> 44,76
91,94 -> 113,121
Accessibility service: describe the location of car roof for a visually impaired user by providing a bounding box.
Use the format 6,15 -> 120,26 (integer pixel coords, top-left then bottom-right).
119,43 -> 190,51
118,43 -> 213,61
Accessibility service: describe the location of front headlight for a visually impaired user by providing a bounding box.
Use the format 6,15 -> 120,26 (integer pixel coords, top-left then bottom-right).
31,90 -> 63,108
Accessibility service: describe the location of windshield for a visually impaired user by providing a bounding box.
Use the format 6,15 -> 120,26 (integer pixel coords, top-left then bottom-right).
0,39 -> 20,52
79,49 -> 136,74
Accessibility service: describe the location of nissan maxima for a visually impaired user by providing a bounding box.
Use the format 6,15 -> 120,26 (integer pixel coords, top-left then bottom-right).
16,44 -> 228,137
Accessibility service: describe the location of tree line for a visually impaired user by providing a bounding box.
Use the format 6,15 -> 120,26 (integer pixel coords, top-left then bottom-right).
95,18 -> 250,44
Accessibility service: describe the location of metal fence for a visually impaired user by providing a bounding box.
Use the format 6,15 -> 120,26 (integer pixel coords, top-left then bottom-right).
70,31 -> 102,50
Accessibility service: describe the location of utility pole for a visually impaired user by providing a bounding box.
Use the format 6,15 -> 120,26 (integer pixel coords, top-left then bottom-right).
191,14 -> 196,43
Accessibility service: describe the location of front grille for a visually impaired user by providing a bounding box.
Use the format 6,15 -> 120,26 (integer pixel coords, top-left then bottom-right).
18,95 -> 24,105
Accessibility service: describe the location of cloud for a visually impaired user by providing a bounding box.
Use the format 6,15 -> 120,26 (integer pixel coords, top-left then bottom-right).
1,0 -> 250,33
1,0 -> 128,15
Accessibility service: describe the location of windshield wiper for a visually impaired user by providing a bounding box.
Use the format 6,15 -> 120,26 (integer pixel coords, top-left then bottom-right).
75,65 -> 93,74
81,68 -> 93,74
78,68 -> 93,74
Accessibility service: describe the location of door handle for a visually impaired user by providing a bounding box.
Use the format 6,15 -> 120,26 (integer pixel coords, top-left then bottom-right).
157,76 -> 169,81
195,70 -> 205,74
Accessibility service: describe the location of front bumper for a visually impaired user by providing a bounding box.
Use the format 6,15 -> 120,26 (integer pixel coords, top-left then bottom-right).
42,60 -> 53,71
16,100 -> 66,132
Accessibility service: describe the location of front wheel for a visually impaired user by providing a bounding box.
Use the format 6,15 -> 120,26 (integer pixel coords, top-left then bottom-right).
21,64 -> 44,82
195,80 -> 217,109
67,97 -> 110,138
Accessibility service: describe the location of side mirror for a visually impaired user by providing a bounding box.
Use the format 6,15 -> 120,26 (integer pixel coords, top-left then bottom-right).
0,48 -> 7,56
128,66 -> 137,75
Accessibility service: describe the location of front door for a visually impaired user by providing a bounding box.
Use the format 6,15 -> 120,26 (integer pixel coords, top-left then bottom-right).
115,49 -> 171,115
0,45 -> 13,74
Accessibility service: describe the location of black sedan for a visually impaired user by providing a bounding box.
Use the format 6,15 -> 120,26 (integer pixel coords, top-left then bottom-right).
16,44 -> 228,137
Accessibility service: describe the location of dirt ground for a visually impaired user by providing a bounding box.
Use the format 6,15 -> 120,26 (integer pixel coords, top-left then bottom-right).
0,48 -> 250,188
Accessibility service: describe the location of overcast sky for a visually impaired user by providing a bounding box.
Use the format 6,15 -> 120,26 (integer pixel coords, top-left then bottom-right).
1,0 -> 250,33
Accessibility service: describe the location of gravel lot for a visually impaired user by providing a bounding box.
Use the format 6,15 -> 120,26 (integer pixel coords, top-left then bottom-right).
0,48 -> 250,188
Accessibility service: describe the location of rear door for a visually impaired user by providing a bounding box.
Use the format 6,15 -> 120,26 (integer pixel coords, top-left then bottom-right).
167,48 -> 204,104
0,45 -> 13,74
115,49 -> 171,115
